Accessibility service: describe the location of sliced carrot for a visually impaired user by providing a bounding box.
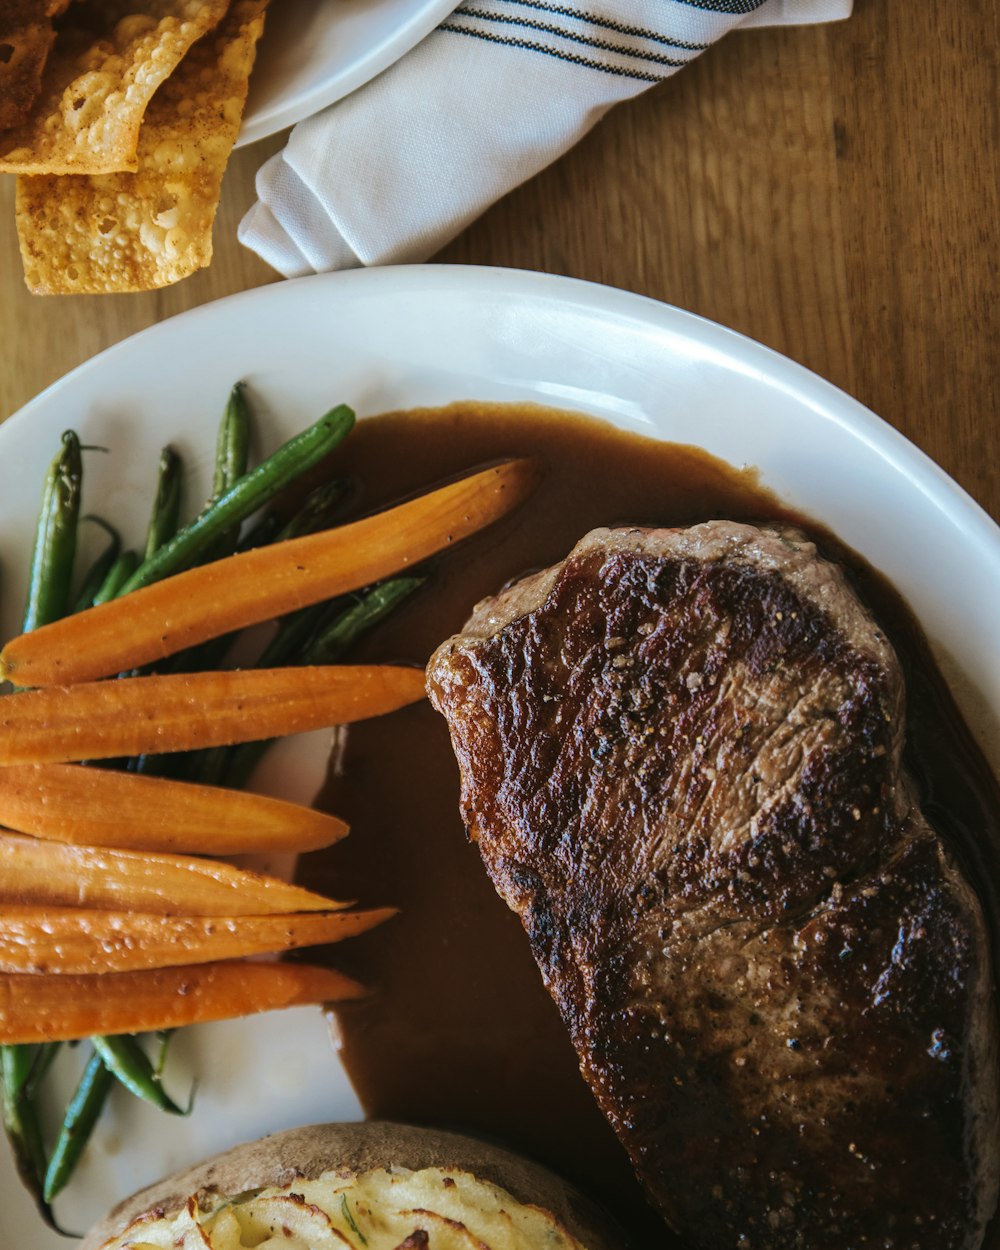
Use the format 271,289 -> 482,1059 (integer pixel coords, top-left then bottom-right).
0,762 -> 347,854
0,665 -> 425,765
0,960 -> 365,1044
0,906 -> 396,975
0,831 -> 349,916
0,460 -> 535,688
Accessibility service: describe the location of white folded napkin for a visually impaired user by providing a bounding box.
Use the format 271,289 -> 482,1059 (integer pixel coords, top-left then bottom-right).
239,0 -> 852,277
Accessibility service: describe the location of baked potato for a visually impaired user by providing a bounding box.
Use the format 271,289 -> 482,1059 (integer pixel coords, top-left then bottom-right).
80,1121 -> 626,1250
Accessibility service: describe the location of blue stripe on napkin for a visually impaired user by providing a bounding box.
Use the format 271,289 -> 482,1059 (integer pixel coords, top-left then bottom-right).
472,0 -> 712,50
441,0 -> 768,80
439,21 -> 669,80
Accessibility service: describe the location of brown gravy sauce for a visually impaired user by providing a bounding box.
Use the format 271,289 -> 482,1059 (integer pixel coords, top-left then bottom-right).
295,402 -> 1000,1246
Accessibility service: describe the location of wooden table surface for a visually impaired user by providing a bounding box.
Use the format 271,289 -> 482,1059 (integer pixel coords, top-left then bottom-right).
1,0 -> 997,522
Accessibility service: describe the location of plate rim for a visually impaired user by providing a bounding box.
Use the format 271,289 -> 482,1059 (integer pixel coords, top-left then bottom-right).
236,0 -> 458,148
3,262 -> 1000,1246
8,264 -> 999,563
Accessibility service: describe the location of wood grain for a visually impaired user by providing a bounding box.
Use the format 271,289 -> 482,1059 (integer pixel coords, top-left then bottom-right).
440,0 -> 1000,519
0,132 -> 284,412
0,0 -> 997,523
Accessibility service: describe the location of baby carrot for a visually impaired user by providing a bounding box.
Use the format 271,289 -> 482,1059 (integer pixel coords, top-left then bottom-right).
0,831 -> 349,917
0,460 -> 535,688
0,906 -> 396,975
120,405 -> 354,594
0,665 -> 425,765
0,962 -> 365,1045
0,762 -> 347,854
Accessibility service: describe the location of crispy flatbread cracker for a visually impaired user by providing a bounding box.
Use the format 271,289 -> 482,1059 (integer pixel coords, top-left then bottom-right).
0,2 -> 59,130
17,0 -> 268,294
0,0 -> 230,175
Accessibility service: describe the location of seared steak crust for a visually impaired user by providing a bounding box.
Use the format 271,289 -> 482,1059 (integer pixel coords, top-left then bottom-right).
427,522 -> 999,1250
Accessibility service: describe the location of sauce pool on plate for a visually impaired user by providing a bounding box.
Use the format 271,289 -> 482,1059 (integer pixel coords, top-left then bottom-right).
292,402 -> 1000,1245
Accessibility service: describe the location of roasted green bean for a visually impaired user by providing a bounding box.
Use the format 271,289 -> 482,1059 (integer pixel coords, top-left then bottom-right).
143,448 -> 183,562
22,431 -> 82,632
220,577 -> 423,789
1,1045 -> 51,1224
42,1050 -> 113,1203
91,549 -> 140,606
72,519 -> 121,613
90,1036 -> 190,1116
304,577 -> 424,665
212,382 -> 251,502
120,405 -> 355,594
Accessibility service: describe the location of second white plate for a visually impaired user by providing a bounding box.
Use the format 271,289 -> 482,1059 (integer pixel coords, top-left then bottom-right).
240,0 -> 457,147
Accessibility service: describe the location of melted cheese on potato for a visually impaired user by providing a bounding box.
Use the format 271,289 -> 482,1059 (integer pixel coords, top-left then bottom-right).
102,1165 -> 589,1250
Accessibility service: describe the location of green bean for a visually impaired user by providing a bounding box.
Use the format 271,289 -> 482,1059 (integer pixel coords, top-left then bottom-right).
6,397 -> 391,1208
10,432 -> 82,1212
201,385 -> 254,565
1,1045 -> 51,1224
153,1030 -> 174,1078
190,600 -> 329,787
143,448 -> 183,562
303,577 -> 424,664
42,1050 -> 113,1203
190,744 -> 232,786
26,1042 -> 61,1092
124,402 -> 252,667
235,509 -> 280,553
72,519 -> 121,613
124,398 -> 253,768
120,405 -> 355,594
208,611 -> 335,788
22,430 -> 83,632
90,1035 -> 191,1115
11,439 -> 81,1213
277,478 -> 350,540
212,383 -> 251,501
125,403 -> 247,762
158,477 -> 348,684
91,549 -> 139,606
251,573 -> 417,675
220,578 -> 423,789
260,602 -> 331,669
2,1046 -> 34,1105
192,599 -> 332,787
237,477 -> 350,558
249,551 -> 414,679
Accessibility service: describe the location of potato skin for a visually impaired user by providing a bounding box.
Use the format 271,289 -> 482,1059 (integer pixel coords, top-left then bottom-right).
80,1120 -> 628,1250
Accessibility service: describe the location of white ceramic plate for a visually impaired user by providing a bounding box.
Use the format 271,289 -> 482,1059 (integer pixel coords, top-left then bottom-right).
238,0 -> 456,147
1,266 -> 998,1246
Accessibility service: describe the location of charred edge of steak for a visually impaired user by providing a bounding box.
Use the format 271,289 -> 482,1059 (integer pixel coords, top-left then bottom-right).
427,521 -> 1000,1250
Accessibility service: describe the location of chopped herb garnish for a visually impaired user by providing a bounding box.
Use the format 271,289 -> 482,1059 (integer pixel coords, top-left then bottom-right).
341,1194 -> 368,1245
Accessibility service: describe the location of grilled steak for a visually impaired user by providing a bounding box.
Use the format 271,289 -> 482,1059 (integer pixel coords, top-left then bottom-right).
426,521 -> 1000,1250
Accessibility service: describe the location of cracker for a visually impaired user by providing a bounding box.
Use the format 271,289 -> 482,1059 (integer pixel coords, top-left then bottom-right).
0,2 -> 60,131
16,0 -> 268,294
0,0 -> 230,175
